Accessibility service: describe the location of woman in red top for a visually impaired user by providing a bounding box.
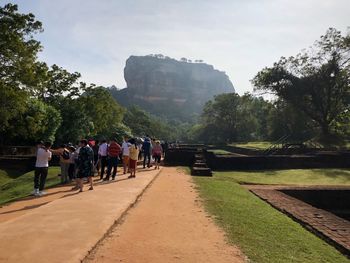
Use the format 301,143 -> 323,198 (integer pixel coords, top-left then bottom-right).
152,140 -> 163,170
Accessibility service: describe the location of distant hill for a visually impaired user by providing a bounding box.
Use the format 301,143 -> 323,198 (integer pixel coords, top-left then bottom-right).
111,55 -> 235,122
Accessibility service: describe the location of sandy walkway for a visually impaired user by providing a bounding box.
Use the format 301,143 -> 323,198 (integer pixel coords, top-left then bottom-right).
0,168 -> 160,263
85,167 -> 245,263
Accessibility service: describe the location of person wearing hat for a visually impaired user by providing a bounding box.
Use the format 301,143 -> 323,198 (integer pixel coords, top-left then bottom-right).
152,140 -> 163,169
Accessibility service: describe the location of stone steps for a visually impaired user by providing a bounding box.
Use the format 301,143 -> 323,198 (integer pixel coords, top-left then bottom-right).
191,151 -> 212,177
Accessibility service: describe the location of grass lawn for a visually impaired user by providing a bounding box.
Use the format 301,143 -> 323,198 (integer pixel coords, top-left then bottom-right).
0,167 -> 61,206
218,169 -> 350,186
0,169 -> 22,186
193,169 -> 350,263
231,141 -> 272,150
207,149 -> 233,155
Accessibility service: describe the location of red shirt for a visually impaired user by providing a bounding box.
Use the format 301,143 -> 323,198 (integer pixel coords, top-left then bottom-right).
108,142 -> 121,157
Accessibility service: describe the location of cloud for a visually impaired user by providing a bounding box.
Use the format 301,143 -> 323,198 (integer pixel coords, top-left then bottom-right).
10,0 -> 350,93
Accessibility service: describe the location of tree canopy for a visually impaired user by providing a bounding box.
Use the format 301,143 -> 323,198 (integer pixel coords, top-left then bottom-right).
0,4 -> 126,145
252,28 -> 350,139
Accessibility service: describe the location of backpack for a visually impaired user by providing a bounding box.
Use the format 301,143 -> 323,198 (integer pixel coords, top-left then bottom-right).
62,149 -> 70,160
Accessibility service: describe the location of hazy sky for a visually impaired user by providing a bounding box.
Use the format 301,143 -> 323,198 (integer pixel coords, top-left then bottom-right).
9,0 -> 350,94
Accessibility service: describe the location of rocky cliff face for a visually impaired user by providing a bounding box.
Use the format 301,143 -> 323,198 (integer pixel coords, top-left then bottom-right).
114,55 -> 234,121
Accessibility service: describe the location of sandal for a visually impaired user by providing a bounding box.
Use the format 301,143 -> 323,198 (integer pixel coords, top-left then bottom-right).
88,186 -> 94,190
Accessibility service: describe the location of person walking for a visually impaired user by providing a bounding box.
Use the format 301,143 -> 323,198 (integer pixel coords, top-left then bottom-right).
33,141 -> 52,196
98,140 -> 108,180
52,144 -> 70,184
142,137 -> 151,168
128,138 -> 139,178
67,146 -> 76,182
91,140 -> 99,176
121,137 -> 131,174
105,138 -> 121,181
76,139 -> 94,192
152,140 -> 163,169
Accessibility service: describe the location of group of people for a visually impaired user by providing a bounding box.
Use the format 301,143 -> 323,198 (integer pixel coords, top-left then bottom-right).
33,136 -> 166,196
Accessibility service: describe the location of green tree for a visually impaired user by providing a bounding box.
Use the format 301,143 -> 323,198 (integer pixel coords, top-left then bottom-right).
201,94 -> 238,143
267,99 -> 315,141
79,87 -> 125,137
0,3 -> 44,143
252,28 -> 350,139
123,106 -> 176,140
35,64 -> 83,104
54,99 -> 93,144
123,106 -> 153,136
6,99 -> 61,143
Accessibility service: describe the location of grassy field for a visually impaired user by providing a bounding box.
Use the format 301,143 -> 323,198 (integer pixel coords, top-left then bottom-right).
193,169 -> 350,263
0,167 -> 61,205
231,141 -> 272,150
218,169 -> 350,185
207,149 -> 233,155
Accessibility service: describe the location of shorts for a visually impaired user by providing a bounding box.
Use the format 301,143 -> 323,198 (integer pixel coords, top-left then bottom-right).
123,155 -> 129,165
129,159 -> 137,169
153,154 -> 161,163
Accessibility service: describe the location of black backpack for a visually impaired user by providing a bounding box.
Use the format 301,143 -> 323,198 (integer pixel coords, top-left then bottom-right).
62,149 -> 70,160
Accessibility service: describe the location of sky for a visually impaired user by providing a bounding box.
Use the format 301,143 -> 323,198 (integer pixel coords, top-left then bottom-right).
8,0 -> 350,95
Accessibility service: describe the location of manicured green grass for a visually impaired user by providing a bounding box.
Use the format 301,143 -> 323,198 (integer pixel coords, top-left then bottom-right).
193,169 -> 350,263
218,169 -> 350,185
207,149 -> 233,155
0,167 -> 61,205
0,169 -> 22,186
231,141 -> 272,150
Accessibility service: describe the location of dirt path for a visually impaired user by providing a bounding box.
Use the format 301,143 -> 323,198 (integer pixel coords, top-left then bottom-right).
0,167 -> 155,223
85,167 -> 245,263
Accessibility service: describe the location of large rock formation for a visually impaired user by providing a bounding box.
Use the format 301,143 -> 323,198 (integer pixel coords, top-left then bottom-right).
114,55 -> 234,121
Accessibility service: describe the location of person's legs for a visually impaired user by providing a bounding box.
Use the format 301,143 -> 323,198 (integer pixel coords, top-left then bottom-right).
68,163 -> 75,181
94,155 -> 99,174
64,163 -> 70,183
60,163 -> 65,184
100,156 -> 107,180
147,152 -> 151,168
106,157 -> 112,180
33,168 -> 40,194
88,176 -> 93,190
123,156 -> 129,174
39,167 -> 48,191
111,157 -> 118,179
143,153 -> 147,168
79,178 -> 83,191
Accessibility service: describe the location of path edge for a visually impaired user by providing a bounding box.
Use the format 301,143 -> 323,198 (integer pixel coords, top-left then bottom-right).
81,169 -> 163,262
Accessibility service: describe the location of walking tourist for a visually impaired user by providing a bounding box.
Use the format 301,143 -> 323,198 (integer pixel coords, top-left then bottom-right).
142,136 -> 151,168
106,138 -> 121,180
76,139 -> 94,192
98,140 -> 108,180
52,144 -> 70,184
33,141 -> 52,196
152,140 -> 163,169
67,146 -> 76,182
92,140 -> 100,175
128,138 -> 139,178
122,137 -> 131,174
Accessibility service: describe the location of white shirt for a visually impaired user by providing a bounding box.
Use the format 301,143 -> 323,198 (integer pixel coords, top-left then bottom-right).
122,141 -> 131,156
35,148 -> 52,168
98,143 -> 108,156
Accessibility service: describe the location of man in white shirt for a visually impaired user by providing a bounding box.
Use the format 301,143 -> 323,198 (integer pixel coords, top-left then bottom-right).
33,141 -> 52,196
121,137 -> 131,174
98,140 -> 108,180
